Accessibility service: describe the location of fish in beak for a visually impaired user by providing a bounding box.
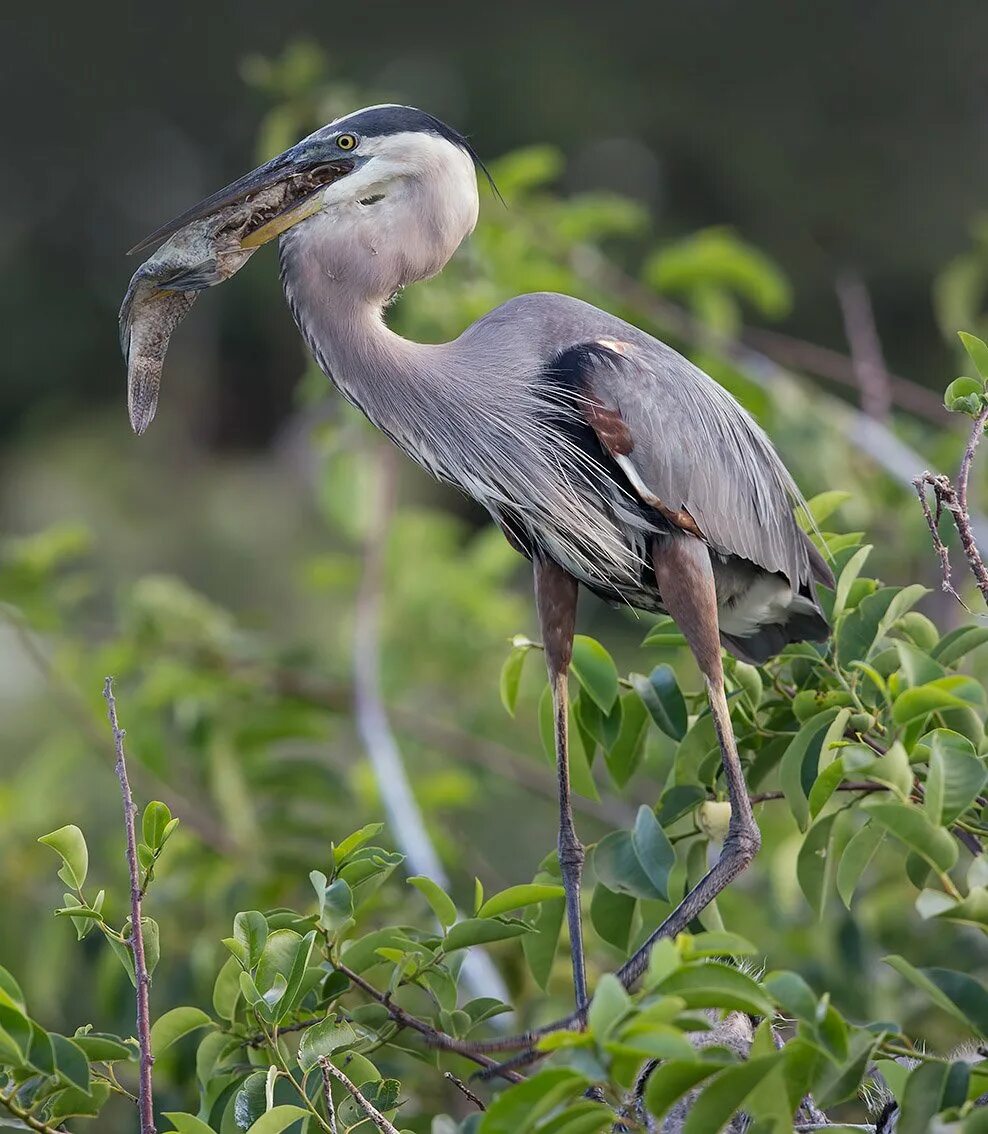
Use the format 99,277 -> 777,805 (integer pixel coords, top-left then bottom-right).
120,144 -> 355,434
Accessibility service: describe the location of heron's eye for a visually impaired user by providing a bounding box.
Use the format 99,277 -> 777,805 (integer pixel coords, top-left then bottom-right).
336,133 -> 359,151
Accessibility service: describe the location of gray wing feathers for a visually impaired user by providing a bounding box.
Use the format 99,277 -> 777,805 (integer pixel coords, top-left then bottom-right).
595,344 -> 812,588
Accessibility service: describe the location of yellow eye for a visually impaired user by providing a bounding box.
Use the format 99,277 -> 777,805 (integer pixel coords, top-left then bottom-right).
336,133 -> 358,151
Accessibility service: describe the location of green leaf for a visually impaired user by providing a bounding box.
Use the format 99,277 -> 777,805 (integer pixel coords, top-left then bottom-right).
590,884 -> 636,953
594,830 -> 665,900
444,918 -> 530,952
836,586 -> 928,668
863,800 -> 958,873
38,825 -> 88,890
892,675 -> 987,725
570,635 -> 619,711
780,709 -> 842,831
833,545 -> 873,617
932,625 -> 988,666
408,876 -> 457,929
655,961 -> 773,1015
150,1007 -> 213,1058
682,1054 -> 783,1134
587,974 -> 631,1039
72,1033 -> 136,1062
837,822 -> 885,907
960,331 -> 988,379
479,1068 -> 588,1134
763,970 -> 817,1022
797,813 -> 839,919
803,490 -> 853,527
630,805 -> 675,901
499,646 -> 528,716
319,879 -> 353,931
885,955 -> 988,1033
234,912 -> 268,970
50,1033 -> 90,1092
212,956 -> 241,1021
631,666 -> 687,741
944,376 -> 985,413
164,1115 -> 218,1134
898,1058 -> 956,1134
916,886 -> 988,929
523,891 -> 566,989
604,690 -> 650,787
0,967 -> 25,1013
297,1016 -> 357,1072
644,1061 -> 729,1124
641,616 -> 686,650
246,1106 -> 311,1133
478,883 -> 565,919
142,801 -> 173,850
924,729 -> 987,825
332,823 -> 385,866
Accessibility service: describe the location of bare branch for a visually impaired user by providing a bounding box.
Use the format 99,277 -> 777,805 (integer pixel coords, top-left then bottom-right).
914,405 -> 988,607
333,961 -> 522,1083
318,1058 -> 339,1134
103,677 -> 156,1134
318,1058 -> 400,1134
444,1072 -> 486,1111
836,270 -> 892,421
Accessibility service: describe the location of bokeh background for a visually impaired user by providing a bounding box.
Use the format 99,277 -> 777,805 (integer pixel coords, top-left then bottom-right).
5,2 -> 988,1127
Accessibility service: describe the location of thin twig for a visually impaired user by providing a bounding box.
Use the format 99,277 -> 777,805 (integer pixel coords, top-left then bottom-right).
444,1072 -> 486,1111
318,1058 -> 340,1134
913,474 -> 965,604
0,1089 -> 62,1134
836,270 -> 892,421
319,1059 -> 400,1134
749,782 -> 886,804
914,403 -> 988,607
104,677 -> 156,1134
333,961 -> 523,1082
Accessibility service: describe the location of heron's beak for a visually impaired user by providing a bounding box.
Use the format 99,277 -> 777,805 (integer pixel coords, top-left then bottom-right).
127,144 -> 356,257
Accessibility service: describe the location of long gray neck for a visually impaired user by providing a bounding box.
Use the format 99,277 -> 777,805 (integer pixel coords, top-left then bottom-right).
278,229 -> 647,590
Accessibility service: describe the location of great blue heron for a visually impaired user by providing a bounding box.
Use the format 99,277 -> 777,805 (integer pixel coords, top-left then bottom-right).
126,104 -> 832,1011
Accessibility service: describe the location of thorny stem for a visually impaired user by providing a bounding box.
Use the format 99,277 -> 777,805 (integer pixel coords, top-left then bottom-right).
103,677 -> 156,1134
319,1060 -> 401,1134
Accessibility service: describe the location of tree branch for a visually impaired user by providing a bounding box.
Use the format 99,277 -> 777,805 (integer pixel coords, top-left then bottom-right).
0,1088 -> 62,1134
103,677 -> 156,1134
332,961 -> 523,1082
318,1058 -> 339,1134
318,1058 -> 400,1134
914,403 -> 988,607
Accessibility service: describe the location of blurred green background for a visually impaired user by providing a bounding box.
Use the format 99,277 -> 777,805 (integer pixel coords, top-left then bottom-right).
5,3 -> 988,1126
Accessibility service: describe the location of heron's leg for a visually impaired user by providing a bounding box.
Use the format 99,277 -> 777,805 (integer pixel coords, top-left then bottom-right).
616,535 -> 760,989
533,557 -> 587,1016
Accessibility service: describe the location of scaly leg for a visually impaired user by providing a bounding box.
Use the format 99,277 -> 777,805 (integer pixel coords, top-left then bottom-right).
533,557 -> 587,1016
617,535 -> 761,989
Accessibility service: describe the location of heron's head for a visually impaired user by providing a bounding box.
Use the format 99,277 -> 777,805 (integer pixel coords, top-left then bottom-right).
131,105 -> 485,303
